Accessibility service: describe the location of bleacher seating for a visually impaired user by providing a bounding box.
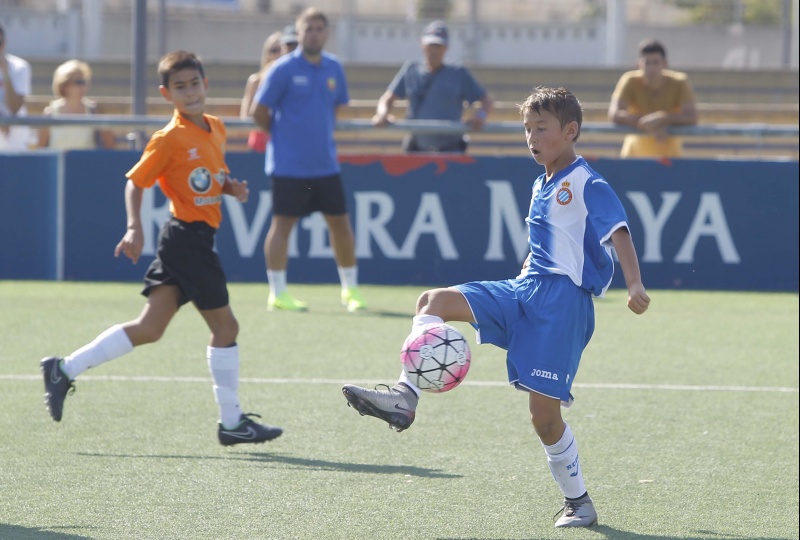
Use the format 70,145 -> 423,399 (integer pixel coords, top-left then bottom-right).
26,60 -> 799,159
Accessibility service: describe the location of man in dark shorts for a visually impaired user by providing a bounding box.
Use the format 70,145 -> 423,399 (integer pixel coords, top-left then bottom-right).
252,7 -> 366,313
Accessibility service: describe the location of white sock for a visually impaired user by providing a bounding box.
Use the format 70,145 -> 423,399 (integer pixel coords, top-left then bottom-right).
411,314 -> 443,335
207,345 -> 243,429
542,423 -> 586,499
397,369 -> 421,398
267,269 -> 287,296
62,325 -> 133,380
337,266 -> 358,291
397,315 -> 443,396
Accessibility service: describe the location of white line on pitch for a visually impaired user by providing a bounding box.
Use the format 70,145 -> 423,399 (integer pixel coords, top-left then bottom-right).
0,374 -> 797,393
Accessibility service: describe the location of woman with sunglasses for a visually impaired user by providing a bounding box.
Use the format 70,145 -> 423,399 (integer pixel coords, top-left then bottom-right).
38,59 -> 116,149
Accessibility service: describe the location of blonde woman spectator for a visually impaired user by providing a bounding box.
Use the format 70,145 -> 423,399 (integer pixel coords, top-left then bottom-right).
240,31 -> 283,152
38,60 -> 116,149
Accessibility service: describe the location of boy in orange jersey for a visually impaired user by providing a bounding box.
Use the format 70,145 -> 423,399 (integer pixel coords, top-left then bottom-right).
40,51 -> 283,446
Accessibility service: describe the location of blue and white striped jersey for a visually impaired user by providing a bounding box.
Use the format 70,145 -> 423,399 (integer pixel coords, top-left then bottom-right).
518,156 -> 629,296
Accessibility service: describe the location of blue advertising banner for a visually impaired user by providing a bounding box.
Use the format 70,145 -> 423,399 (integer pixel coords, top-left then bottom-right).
62,151 -> 140,282
1,152 -> 798,291
0,153 -> 59,280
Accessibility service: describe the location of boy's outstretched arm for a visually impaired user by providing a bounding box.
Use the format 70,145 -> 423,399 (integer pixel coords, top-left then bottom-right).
611,227 -> 650,314
114,179 -> 144,264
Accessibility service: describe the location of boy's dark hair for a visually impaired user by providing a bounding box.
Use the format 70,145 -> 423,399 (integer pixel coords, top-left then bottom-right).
0,22 -> 5,39
158,50 -> 205,87
638,39 -> 667,59
518,86 -> 583,142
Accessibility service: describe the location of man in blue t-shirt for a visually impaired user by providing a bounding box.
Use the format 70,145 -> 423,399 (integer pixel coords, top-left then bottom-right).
252,8 -> 366,313
372,20 -> 494,153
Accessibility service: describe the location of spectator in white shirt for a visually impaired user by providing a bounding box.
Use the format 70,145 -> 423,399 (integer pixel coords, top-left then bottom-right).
0,22 -> 32,151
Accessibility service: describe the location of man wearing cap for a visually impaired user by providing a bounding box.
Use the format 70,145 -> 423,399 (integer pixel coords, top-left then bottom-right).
280,24 -> 298,55
373,20 -> 493,153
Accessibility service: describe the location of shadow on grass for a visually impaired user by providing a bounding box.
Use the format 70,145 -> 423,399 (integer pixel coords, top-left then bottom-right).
437,526 -> 790,539
0,524 -> 92,539
240,451 -> 461,478
308,307 -> 414,319
365,309 -> 416,318
76,451 -> 460,479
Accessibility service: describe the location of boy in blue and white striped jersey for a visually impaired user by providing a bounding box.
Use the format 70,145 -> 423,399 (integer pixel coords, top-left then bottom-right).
342,86 -> 650,529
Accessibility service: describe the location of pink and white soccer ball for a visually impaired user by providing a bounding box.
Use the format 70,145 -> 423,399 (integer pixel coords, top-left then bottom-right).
400,323 -> 471,393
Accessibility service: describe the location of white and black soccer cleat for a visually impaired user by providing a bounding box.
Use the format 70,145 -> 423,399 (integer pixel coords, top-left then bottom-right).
217,413 -> 283,446
41,356 -> 75,422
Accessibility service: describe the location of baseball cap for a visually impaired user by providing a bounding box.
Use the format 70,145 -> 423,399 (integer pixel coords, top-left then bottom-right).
421,20 -> 448,46
280,24 -> 298,45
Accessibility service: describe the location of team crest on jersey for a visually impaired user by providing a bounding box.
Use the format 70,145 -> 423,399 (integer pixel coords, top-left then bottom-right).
327,77 -> 336,91
556,181 -> 573,205
188,167 -> 212,193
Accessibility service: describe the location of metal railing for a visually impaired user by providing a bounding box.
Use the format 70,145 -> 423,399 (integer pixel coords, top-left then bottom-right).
2,114 -> 798,137
2,115 -> 798,157
0,114 -> 800,137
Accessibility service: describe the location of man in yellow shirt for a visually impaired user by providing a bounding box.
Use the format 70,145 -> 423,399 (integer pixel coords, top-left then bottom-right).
608,39 -> 698,158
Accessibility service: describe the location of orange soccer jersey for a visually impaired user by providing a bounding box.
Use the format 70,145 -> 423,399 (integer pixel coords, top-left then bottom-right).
126,110 -> 230,228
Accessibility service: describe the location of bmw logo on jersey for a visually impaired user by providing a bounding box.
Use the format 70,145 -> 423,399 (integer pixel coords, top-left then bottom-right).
189,167 -> 213,193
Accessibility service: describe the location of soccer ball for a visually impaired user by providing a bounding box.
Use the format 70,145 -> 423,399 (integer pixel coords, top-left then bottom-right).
400,323 -> 471,393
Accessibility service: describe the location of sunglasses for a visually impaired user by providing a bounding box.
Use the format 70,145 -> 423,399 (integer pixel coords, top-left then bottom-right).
70,79 -> 88,86
268,47 -> 281,54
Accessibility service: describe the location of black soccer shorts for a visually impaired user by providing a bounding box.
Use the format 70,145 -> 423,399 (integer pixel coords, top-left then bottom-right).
271,174 -> 347,217
142,217 -> 229,310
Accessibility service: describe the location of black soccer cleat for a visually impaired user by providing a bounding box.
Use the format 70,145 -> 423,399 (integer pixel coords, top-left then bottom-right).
40,356 -> 75,422
217,413 -> 283,446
